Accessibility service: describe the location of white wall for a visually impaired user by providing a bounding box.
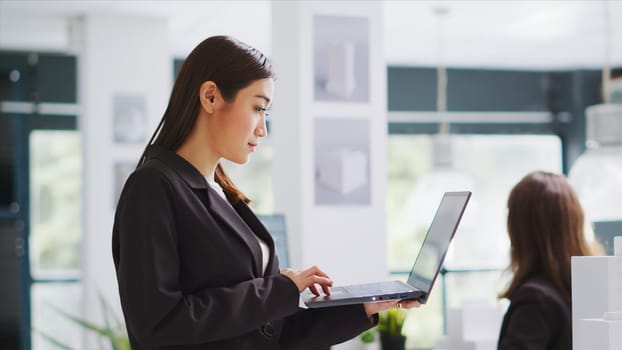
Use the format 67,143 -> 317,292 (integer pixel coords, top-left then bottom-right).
271,2 -> 386,349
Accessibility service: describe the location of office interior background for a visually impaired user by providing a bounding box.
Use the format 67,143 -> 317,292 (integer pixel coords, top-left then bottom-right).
1,0 -> 621,349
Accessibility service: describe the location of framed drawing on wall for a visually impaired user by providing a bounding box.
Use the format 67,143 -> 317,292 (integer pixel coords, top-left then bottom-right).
113,161 -> 135,209
313,14 -> 370,103
313,117 -> 371,206
112,94 -> 147,144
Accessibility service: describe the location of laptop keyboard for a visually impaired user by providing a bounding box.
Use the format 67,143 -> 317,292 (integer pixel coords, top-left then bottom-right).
344,280 -> 413,296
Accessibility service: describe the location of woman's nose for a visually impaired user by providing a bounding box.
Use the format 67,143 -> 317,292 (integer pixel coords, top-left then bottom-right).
256,119 -> 267,137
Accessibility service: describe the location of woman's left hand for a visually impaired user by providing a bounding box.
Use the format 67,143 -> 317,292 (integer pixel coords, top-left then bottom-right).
363,299 -> 421,317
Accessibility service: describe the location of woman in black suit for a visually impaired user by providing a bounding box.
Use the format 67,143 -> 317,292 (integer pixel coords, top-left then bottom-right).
112,35 -> 418,350
497,171 -> 600,350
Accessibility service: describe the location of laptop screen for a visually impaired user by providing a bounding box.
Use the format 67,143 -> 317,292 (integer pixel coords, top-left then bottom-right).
407,191 -> 471,296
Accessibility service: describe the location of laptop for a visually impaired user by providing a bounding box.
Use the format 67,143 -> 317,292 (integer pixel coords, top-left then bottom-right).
304,191 -> 471,308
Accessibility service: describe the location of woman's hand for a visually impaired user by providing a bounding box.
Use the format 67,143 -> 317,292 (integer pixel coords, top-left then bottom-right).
363,299 -> 421,317
281,265 -> 333,296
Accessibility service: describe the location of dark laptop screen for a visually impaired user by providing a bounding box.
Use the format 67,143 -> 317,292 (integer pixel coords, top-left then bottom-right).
407,191 -> 471,295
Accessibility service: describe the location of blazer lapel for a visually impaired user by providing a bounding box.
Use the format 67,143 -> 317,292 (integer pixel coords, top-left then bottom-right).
234,201 -> 277,274
144,146 -> 265,276
205,186 -> 263,277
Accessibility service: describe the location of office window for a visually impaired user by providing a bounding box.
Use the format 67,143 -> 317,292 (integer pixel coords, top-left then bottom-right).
387,134 -> 562,348
30,131 -> 82,271
29,130 -> 83,350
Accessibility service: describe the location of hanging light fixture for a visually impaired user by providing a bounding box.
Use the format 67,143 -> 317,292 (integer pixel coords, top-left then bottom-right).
568,0 -> 622,254
406,7 -> 476,227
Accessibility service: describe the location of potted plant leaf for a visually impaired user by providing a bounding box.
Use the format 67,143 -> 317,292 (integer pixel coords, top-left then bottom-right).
377,308 -> 407,350
35,291 -> 130,350
359,328 -> 380,350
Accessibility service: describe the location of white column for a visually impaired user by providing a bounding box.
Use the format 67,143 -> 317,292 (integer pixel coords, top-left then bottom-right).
78,14 -> 170,348
271,2 -> 386,348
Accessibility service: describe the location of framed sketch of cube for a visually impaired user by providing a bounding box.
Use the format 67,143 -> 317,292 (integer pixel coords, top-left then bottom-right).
113,161 -> 135,209
314,117 -> 371,205
112,94 -> 147,144
313,15 -> 370,102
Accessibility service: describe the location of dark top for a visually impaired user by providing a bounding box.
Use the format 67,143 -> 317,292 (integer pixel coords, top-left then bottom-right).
112,145 -> 375,350
498,276 -> 571,350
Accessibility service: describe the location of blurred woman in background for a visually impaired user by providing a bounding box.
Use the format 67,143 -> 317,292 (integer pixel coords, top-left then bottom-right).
498,171 -> 601,350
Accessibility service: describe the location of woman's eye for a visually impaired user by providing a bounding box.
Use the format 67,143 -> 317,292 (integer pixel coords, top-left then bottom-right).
256,107 -> 270,116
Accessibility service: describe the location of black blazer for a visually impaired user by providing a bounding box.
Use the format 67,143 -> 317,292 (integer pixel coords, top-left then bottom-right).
497,276 -> 571,350
112,145 -> 375,350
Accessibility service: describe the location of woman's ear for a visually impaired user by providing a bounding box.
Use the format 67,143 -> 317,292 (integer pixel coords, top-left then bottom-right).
199,81 -> 218,114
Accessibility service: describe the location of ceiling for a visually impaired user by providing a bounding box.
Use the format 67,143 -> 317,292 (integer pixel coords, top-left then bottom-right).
1,0 -> 621,69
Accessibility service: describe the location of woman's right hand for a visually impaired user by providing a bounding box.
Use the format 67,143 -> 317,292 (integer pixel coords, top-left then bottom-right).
281,265 -> 333,296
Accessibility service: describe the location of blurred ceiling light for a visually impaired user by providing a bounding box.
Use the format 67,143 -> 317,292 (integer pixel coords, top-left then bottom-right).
568,104 -> 622,223
407,7 -> 477,228
568,1 -> 622,228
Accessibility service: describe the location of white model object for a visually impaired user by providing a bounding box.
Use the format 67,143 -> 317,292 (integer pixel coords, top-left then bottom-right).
434,299 -> 505,350
577,312 -> 622,350
572,236 -> 622,350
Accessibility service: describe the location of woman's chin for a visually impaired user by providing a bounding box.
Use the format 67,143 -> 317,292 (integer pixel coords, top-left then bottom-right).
227,155 -> 251,165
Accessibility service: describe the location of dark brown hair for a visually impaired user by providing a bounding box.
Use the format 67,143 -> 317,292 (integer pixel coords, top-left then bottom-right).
138,36 -> 274,204
500,171 -> 595,303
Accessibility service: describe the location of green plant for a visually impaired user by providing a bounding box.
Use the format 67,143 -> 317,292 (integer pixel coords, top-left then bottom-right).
377,308 -> 407,337
35,292 -> 130,350
360,328 -> 376,343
